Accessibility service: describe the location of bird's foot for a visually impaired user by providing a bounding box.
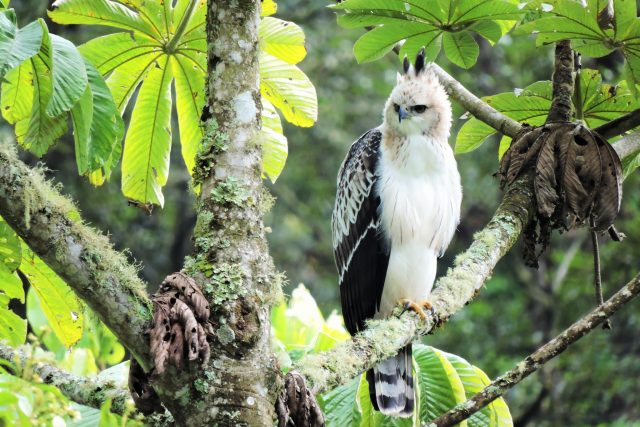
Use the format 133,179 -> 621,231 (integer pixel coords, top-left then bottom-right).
399,299 -> 434,320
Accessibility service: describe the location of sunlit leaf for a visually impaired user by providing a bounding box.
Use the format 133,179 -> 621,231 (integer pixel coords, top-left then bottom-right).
0,216 -> 21,272
121,55 -> 173,206
1,60 -> 34,124
46,34 -> 88,116
171,54 -> 205,175
20,244 -> 84,348
261,0 -> 277,17
260,98 -> 287,182
0,266 -> 26,347
260,52 -> 317,127
260,17 -> 306,64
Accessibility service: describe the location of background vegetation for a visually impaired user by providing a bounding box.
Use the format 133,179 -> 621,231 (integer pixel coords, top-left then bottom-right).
2,0 -> 639,425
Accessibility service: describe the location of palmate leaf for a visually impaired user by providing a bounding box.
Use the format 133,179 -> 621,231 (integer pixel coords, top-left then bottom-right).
20,243 -> 84,348
48,0 -> 316,206
331,0 -> 522,66
318,377 -> 361,427
1,60 -> 34,124
0,9 -> 42,77
0,216 -> 21,272
516,0 -> 640,93
47,34 -> 88,117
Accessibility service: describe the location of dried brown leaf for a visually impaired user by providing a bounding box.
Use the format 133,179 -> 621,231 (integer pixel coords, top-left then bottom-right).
160,272 -> 210,322
535,136 -> 558,218
592,134 -> 622,231
172,298 -> 199,361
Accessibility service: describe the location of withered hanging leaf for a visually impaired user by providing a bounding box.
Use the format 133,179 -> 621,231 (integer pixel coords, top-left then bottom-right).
559,127 -> 589,222
591,134 -> 622,231
168,322 -> 185,370
534,130 -> 558,218
501,128 -> 545,188
149,296 -> 173,375
573,125 -> 603,216
171,298 -> 200,362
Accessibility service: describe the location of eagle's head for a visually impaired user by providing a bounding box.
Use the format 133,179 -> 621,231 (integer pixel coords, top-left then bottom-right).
383,49 -> 452,140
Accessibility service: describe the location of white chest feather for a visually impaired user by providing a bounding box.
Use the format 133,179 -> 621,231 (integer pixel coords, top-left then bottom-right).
375,134 -> 462,316
377,134 -> 461,253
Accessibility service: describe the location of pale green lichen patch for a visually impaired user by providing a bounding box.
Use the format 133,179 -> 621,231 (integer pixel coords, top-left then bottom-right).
202,262 -> 246,306
210,177 -> 252,207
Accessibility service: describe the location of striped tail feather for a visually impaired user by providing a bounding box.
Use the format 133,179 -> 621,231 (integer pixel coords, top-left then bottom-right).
366,344 -> 414,417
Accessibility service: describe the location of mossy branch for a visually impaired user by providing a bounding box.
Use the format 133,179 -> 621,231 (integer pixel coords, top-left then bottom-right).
0,343 -> 132,414
427,271 -> 640,427
295,131 -> 640,394
0,143 -> 152,370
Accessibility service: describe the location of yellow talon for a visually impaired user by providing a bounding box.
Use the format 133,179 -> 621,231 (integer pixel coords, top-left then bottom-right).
398,299 -> 432,320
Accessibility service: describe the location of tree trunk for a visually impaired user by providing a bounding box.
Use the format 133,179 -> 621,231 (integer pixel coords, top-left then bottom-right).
151,0 -> 281,425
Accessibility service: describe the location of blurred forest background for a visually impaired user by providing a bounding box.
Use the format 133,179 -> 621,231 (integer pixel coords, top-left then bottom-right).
4,1 -> 639,426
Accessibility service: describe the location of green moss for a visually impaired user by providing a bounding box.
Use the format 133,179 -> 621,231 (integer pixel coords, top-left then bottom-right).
175,385 -> 191,407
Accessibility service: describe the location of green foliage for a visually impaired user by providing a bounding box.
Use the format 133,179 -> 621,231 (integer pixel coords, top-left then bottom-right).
0,10 -> 122,179
455,69 -> 640,155
318,343 -> 512,426
330,0 -> 522,67
271,284 -> 350,367
44,0 -> 317,204
271,286 -> 512,425
516,0 -> 640,94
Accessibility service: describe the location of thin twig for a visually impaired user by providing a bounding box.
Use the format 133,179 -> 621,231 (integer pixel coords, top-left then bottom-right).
590,219 -> 611,329
426,272 -> 640,427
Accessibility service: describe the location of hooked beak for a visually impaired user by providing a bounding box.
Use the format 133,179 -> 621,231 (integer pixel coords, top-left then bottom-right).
398,106 -> 409,123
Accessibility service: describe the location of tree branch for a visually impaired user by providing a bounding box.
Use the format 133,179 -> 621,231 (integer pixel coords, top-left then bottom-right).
0,343 -> 132,414
594,109 -> 640,139
0,143 -> 152,370
296,130 -> 640,394
428,63 -> 522,138
547,41 -> 574,123
427,271 -> 640,427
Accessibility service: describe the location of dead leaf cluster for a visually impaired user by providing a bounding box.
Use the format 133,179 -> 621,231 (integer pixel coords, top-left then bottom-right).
499,123 -> 622,266
150,272 -> 212,375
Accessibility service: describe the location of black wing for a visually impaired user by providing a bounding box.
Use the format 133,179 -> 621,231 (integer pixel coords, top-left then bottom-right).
332,128 -> 389,335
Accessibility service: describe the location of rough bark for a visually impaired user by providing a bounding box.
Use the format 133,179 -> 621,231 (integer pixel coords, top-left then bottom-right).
150,0 -> 281,424
0,144 -> 152,369
0,343 -> 132,414
427,272 -> 640,427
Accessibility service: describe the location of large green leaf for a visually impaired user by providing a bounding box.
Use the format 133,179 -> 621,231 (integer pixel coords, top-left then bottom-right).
49,0 -> 158,39
15,22 -> 68,156
121,55 -> 173,206
171,54 -> 205,175
20,244 -> 84,348
259,17 -> 306,64
260,52 -> 317,127
47,34 -> 87,117
415,345 -> 468,425
354,23 -> 440,63
71,58 -> 124,176
0,9 -> 43,77
78,32 -> 158,78
0,216 -> 21,272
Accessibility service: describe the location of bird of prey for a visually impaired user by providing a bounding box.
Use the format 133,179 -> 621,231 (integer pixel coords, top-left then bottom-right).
331,49 -> 462,417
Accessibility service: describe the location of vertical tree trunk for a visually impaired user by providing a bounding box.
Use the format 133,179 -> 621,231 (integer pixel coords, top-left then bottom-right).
152,1 -> 281,424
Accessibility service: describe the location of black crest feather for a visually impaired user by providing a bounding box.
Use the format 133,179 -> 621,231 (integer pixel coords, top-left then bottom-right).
415,47 -> 426,75
402,55 -> 410,74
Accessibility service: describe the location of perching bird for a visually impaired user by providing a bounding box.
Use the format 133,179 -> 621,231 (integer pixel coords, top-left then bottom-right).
331,49 -> 462,417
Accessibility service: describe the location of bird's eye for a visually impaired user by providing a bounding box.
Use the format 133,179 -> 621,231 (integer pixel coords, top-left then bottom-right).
412,105 -> 427,113
393,103 -> 400,112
